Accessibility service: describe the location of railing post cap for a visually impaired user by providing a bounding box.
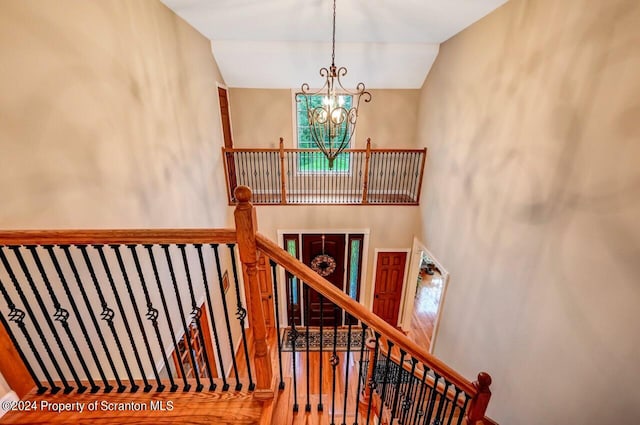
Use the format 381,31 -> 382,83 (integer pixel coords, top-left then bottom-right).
234,186 -> 252,203
477,371 -> 492,388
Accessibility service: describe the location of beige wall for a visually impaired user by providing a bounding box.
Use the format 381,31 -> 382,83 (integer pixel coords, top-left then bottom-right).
0,0 -> 240,395
416,0 -> 640,423
228,88 -> 420,149
0,0 -> 232,229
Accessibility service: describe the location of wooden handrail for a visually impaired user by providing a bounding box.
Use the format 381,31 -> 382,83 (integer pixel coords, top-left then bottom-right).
221,147 -> 427,154
0,229 -> 237,246
255,232 -> 477,396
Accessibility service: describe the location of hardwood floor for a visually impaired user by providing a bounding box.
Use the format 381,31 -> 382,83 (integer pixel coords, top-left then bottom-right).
235,328 -> 370,425
407,272 -> 444,350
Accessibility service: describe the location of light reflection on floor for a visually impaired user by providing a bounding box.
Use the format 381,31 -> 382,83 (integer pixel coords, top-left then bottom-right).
409,271 -> 444,348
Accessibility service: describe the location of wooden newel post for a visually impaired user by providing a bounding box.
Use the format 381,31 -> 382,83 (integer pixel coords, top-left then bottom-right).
359,337 -> 377,408
0,319 -> 35,398
234,186 -> 274,398
466,372 -> 492,424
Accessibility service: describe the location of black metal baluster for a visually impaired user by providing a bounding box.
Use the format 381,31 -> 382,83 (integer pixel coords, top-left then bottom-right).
394,152 -> 401,202
455,393 -> 471,425
144,244 -> 182,392
413,152 -> 421,202
411,366 -> 428,425
269,260 -> 285,390
378,152 -> 389,203
400,358 -> 418,425
304,283 -> 311,412
161,244 -> 200,392
341,320 -> 353,425
177,244 -> 214,392
403,152 -> 411,203
423,373 -> 441,425
0,247 -> 73,393
384,152 -> 392,203
95,245 -> 146,392
47,246 -> 110,393
288,152 -> 294,203
111,245 -> 161,389
26,246 -> 89,393
0,310 -> 47,392
390,349 -> 406,422
0,279 -> 50,393
365,332 -> 381,425
352,323 -> 367,424
77,245 -> 128,392
127,245 -> 170,392
318,293 -> 324,411
393,152 -> 402,203
433,380 -> 451,425
260,152 -> 266,203
196,244 -> 228,391
377,339 -> 394,423
228,243 -> 255,390
288,270 -> 299,413
330,303 -> 340,425
212,244 -> 241,390
386,362 -> 394,407
445,388 -> 462,425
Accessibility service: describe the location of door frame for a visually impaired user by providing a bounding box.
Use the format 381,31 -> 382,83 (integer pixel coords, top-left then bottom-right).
398,237 -> 450,353
215,82 -> 235,147
369,248 -> 411,327
277,228 -> 370,327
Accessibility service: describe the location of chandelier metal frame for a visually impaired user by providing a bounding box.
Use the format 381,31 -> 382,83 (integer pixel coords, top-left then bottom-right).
296,0 -> 372,169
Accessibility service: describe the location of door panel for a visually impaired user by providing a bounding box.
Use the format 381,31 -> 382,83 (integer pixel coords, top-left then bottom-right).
302,234 -> 345,326
373,252 -> 407,326
257,252 -> 274,333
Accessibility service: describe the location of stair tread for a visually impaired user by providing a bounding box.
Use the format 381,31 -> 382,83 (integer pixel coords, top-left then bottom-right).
1,383 -> 263,425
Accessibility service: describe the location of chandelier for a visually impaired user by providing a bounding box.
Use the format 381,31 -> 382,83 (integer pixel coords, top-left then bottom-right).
296,0 -> 371,169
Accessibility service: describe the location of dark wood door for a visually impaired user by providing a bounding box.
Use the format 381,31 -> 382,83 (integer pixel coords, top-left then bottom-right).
302,234 -> 345,326
218,87 -> 237,194
372,252 -> 407,326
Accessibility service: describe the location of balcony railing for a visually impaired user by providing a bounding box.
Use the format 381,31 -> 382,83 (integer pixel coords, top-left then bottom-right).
222,139 -> 427,205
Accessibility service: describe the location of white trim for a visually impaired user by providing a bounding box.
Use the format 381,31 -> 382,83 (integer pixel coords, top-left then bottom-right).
400,237 -> 450,354
369,248 -> 412,327
0,391 -> 20,418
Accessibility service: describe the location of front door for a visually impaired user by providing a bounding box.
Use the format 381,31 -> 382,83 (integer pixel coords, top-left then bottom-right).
372,251 -> 407,326
302,234 -> 345,326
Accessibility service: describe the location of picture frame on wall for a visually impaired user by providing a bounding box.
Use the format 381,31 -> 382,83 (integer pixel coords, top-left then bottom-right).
222,271 -> 230,293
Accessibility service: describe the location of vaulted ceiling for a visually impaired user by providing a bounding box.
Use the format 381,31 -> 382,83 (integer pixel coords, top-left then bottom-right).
160,0 -> 508,89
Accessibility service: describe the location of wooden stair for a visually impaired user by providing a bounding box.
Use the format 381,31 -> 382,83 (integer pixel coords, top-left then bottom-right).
0,380 -> 265,425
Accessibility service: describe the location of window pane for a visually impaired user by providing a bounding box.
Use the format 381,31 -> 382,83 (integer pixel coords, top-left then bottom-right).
286,239 -> 299,305
296,94 -> 352,172
348,239 -> 361,299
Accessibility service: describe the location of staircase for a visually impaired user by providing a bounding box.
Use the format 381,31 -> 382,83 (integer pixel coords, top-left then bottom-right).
0,186 -> 492,425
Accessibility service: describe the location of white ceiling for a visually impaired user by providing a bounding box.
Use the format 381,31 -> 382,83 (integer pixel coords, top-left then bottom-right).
160,0 -> 508,88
